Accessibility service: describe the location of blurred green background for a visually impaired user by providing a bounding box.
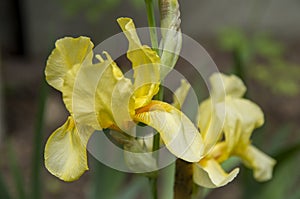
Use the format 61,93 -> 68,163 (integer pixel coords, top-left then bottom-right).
0,0 -> 299,199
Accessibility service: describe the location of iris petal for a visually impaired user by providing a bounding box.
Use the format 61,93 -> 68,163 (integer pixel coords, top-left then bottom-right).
172,79 -> 191,109
210,73 -> 246,102
237,145 -> 276,181
215,97 -> 264,152
117,17 -> 160,109
68,52 -> 135,130
44,116 -> 94,181
197,99 -> 223,154
135,101 -> 204,162
193,159 -> 239,188
45,37 -> 94,91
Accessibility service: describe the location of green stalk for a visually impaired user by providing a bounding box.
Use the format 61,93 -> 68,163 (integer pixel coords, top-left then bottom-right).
144,1 -> 162,198
154,85 -> 164,101
145,0 -> 159,52
161,162 -> 175,199
145,0 -> 163,156
149,85 -> 164,199
31,79 -> 48,199
149,177 -> 158,199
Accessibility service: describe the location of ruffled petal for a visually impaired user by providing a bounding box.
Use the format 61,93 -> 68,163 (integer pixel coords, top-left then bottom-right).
215,97 -> 264,152
45,36 -> 94,91
197,99 -> 212,135
193,159 -> 239,188
61,63 -> 81,114
210,73 -> 246,102
237,145 -> 276,181
68,52 -> 135,130
117,17 -> 160,109
197,99 -> 223,154
172,79 -> 191,109
44,116 -> 94,181
134,101 -> 204,162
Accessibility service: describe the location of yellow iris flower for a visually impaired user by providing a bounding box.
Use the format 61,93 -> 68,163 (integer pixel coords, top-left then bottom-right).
193,73 -> 276,188
44,17 -> 205,181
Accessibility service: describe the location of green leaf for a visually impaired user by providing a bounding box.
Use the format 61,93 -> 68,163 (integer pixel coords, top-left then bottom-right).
117,176 -> 151,199
31,80 -> 48,199
0,173 -> 11,199
129,0 -> 145,9
8,141 -> 26,199
253,33 -> 284,59
275,141 -> 300,164
250,62 -> 300,97
257,154 -> 300,199
88,157 -> 126,199
218,28 -> 250,55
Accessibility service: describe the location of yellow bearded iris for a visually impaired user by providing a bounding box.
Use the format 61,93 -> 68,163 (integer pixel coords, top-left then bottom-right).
44,17 -> 204,181
193,73 -> 276,188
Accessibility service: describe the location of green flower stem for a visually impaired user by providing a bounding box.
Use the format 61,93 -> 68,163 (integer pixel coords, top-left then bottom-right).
144,1 -> 162,198
149,86 -> 164,199
152,128 -> 161,156
153,85 -> 164,157
160,162 -> 175,198
149,177 -> 158,199
145,0 -> 159,52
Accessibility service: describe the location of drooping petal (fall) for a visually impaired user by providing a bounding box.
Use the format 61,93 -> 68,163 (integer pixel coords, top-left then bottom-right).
210,73 -> 246,102
197,99 -> 223,155
117,17 -> 160,109
135,101 -> 204,162
61,63 -> 81,114
237,145 -> 276,182
45,37 -> 94,91
68,52 -> 135,130
44,116 -> 94,181
172,79 -> 191,109
193,159 -> 239,188
215,97 -> 264,152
